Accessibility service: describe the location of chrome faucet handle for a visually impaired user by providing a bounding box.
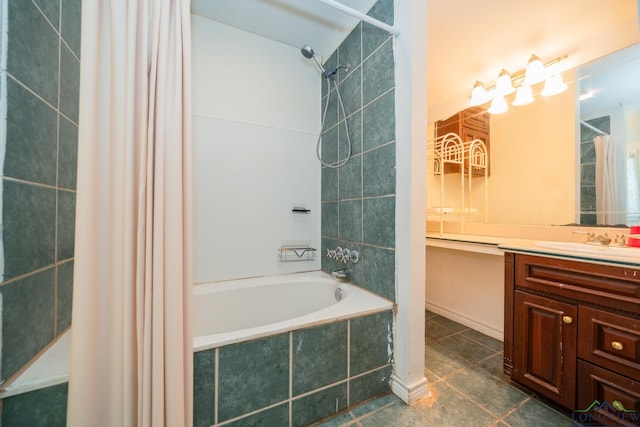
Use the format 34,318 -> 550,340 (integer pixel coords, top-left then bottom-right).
614,233 -> 627,246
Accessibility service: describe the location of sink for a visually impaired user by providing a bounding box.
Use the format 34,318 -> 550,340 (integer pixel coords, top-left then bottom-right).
535,241 -> 640,258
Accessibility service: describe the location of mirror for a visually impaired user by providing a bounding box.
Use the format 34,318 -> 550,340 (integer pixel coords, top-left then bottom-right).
427,42 -> 640,228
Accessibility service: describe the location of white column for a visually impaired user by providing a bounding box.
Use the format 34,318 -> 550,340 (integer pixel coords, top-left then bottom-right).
391,0 -> 429,404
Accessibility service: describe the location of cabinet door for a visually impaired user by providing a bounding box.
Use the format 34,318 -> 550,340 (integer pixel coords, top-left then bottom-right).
513,291 -> 577,409
578,360 -> 640,426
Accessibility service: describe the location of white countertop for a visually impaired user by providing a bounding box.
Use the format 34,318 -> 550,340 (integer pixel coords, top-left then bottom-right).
426,233 -> 640,268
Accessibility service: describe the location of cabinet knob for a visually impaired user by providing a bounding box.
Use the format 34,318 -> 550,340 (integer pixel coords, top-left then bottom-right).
562,316 -> 573,324
611,341 -> 624,351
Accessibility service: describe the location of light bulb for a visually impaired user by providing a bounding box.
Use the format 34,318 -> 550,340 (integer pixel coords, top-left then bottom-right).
512,85 -> 534,106
524,54 -> 546,85
488,95 -> 508,114
495,69 -> 515,96
469,81 -> 490,106
541,74 -> 568,96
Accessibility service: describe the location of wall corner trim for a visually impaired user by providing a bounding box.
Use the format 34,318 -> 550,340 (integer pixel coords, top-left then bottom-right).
389,374 -> 429,404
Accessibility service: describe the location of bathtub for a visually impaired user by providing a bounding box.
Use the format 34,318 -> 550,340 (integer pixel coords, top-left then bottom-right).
193,270 -> 394,351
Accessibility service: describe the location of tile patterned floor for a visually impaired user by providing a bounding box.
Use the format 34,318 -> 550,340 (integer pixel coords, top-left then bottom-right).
313,311 -> 582,427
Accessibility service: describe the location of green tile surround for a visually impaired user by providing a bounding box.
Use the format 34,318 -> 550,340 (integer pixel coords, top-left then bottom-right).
1,0 -> 80,414
193,311 -> 393,426
321,0 -> 396,305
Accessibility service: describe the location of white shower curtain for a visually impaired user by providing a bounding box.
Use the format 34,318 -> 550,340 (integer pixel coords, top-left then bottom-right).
594,135 -> 618,225
67,1 -> 193,426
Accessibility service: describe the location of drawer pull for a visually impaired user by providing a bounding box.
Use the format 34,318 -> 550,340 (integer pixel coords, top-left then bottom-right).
612,400 -> 626,411
611,341 -> 624,351
562,316 -> 573,324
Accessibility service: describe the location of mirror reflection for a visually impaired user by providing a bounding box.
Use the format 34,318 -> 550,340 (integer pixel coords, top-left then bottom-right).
427,42 -> 640,228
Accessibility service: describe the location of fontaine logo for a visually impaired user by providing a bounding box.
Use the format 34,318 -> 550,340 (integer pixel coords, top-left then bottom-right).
571,400 -> 639,426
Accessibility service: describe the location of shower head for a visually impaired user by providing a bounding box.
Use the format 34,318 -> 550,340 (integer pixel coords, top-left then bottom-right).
301,45 -> 315,59
301,44 -> 329,77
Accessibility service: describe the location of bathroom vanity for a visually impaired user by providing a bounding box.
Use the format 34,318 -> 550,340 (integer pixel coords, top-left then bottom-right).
502,249 -> 640,420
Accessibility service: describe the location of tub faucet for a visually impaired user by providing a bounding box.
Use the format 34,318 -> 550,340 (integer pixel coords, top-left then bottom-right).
331,268 -> 351,279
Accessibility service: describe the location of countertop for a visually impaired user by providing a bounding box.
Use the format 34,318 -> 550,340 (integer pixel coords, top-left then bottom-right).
426,232 -> 640,268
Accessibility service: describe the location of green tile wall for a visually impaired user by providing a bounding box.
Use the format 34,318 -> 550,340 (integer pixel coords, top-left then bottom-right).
193,310 -> 393,426
1,0 -> 80,391
579,116 -> 611,225
321,0 -> 397,303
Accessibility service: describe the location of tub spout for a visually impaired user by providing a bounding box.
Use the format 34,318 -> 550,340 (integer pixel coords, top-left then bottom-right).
331,268 -> 351,279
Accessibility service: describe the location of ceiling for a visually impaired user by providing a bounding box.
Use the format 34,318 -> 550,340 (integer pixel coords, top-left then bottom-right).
190,0 -> 377,60
191,0 -> 640,119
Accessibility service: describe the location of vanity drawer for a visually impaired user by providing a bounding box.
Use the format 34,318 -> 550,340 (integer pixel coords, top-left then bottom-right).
578,306 -> 640,381
515,254 -> 640,313
577,360 -> 640,426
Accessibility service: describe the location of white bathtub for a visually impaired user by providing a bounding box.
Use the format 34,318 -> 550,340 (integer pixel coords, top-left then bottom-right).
0,271 -> 393,399
193,271 -> 394,351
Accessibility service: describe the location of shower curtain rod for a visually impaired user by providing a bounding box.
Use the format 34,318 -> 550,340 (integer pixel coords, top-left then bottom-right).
580,120 -> 608,136
316,0 -> 400,36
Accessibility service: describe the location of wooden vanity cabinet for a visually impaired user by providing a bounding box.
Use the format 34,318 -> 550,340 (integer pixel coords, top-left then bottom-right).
434,106 -> 490,176
504,252 -> 640,418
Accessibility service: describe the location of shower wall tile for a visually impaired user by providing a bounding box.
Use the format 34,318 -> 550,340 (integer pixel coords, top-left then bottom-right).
1,382 -> 68,427
362,0 -> 394,59
56,260 -> 74,333
193,349 -> 216,427
349,364 -> 393,407
580,141 -> 596,164
322,166 -> 338,202
57,190 -> 76,261
325,89 -> 339,130
322,202 -> 339,238
362,245 -> 395,301
291,383 -> 348,427
363,39 -> 395,105
344,111 -> 363,157
0,268 -> 56,380
580,163 -> 596,187
3,180 -> 56,280
34,0 -> 60,30
363,142 -> 395,197
292,321 -> 348,395
350,311 -> 393,376
339,199 -> 363,243
217,334 -> 289,422
339,154 -> 362,200
581,186 -> 596,212
1,0 -> 81,406
60,43 -> 81,123
58,116 -> 79,189
61,0 -> 82,57
4,78 -> 58,185
339,23 -> 362,82
224,403 -> 289,427
7,0 -> 59,106
363,89 -> 395,151
321,0 -> 396,307
340,66 -> 362,117
363,196 -> 395,248
322,124 -> 339,165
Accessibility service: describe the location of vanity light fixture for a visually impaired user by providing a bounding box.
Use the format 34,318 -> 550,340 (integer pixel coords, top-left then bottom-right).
468,54 -> 568,113
488,95 -> 508,114
512,84 -> 535,106
495,69 -> 515,95
523,54 -> 546,85
541,73 -> 568,96
469,81 -> 491,106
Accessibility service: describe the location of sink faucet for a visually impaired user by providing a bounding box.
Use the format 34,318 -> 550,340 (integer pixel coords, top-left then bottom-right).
331,268 -> 351,279
573,231 -> 612,245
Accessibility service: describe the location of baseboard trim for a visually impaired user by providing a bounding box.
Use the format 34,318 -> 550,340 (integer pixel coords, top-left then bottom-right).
390,374 -> 430,404
425,302 -> 504,341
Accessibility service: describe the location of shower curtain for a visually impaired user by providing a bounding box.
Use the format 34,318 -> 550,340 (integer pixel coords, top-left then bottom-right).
594,135 -> 618,225
67,1 -> 193,426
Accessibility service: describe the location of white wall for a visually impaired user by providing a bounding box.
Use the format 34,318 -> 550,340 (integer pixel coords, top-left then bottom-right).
425,247 -> 505,340
191,14 -> 321,283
